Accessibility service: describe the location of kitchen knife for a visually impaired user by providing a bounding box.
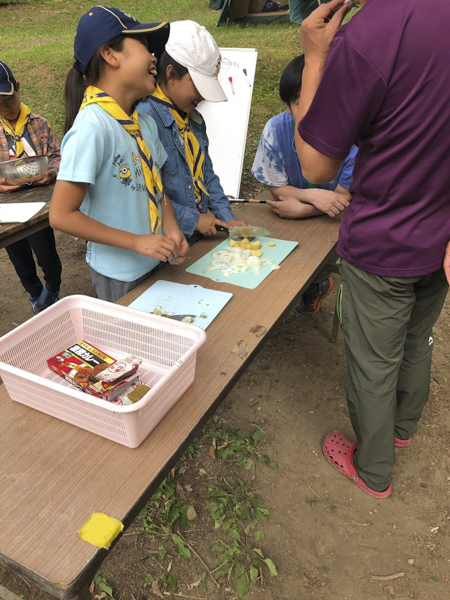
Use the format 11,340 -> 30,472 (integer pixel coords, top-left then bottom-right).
216,225 -> 271,238
167,314 -> 197,321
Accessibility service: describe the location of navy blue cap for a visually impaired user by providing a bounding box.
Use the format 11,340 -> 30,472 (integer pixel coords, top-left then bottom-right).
0,61 -> 16,95
74,6 -> 169,75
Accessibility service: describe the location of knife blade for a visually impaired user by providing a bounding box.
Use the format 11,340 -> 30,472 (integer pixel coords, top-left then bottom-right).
216,225 -> 270,238
167,314 -> 197,321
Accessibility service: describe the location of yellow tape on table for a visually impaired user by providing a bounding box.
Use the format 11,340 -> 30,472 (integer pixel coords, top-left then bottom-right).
78,512 -> 124,549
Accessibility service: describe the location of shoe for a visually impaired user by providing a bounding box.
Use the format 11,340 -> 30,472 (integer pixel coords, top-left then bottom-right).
394,436 -> 412,448
32,287 -> 59,315
297,276 -> 334,314
322,430 -> 392,499
29,296 -> 39,313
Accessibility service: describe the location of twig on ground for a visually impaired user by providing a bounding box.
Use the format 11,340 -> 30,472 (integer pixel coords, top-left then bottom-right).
211,561 -> 228,574
176,529 -> 219,588
352,520 -> 371,527
18,575 -> 31,588
306,482 -> 320,499
163,593 -> 203,599
371,572 -> 405,581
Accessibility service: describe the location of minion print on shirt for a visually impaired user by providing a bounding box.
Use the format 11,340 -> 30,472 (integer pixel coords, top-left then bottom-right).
114,163 -> 134,186
112,153 -> 146,192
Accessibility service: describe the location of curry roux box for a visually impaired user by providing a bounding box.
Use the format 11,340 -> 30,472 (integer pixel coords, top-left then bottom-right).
47,340 -> 138,401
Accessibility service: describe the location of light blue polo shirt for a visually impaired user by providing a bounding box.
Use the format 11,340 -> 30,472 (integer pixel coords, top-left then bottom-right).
58,104 -> 167,282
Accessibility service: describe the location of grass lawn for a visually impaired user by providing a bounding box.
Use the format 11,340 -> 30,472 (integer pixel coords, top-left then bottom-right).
1,0 -> 303,195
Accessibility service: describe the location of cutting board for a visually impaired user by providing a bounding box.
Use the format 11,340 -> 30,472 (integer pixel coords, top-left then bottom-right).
129,281 -> 233,329
186,237 -> 298,289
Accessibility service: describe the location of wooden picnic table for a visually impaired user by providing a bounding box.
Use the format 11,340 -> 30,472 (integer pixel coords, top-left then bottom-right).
0,203 -> 340,599
0,184 -> 53,249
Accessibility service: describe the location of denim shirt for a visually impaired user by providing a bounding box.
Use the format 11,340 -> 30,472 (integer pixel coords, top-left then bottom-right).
137,98 -> 235,241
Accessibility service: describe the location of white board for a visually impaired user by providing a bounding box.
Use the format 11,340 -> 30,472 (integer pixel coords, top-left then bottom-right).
197,47 -> 258,199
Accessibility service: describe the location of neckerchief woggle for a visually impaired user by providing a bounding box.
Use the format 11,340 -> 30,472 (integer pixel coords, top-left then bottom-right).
79,86 -> 163,234
0,103 -> 32,158
152,85 -> 208,210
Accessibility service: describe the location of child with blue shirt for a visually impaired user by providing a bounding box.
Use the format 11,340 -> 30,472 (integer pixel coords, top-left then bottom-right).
50,6 -> 188,303
252,55 -> 357,312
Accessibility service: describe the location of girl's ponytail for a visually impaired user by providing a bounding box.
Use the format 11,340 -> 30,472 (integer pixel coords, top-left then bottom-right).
64,65 -> 86,134
64,36 -> 125,133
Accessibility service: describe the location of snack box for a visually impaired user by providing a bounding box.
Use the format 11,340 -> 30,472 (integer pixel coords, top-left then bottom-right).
47,340 -> 141,401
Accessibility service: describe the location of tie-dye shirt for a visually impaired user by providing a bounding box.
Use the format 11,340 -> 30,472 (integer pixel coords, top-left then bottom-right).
252,111 -> 357,191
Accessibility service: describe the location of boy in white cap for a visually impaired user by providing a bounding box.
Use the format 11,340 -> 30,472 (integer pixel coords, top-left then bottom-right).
0,60 -> 62,314
137,20 -> 247,244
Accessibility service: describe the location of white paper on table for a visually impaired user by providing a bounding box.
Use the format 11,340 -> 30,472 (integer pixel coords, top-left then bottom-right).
0,202 -> 46,223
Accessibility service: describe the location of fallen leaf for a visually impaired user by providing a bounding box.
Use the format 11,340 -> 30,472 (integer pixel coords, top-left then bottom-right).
209,445 -> 216,459
152,578 -> 164,598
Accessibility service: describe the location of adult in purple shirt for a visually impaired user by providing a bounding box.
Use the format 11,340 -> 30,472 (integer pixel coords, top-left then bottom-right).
294,0 -> 450,498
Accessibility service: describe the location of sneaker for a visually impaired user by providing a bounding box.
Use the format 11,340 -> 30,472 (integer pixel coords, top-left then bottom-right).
32,287 -> 59,315
29,296 -> 40,313
296,276 -> 334,314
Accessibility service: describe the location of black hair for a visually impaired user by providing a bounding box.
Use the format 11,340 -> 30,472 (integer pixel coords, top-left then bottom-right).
157,50 -> 188,86
64,35 -> 125,133
279,54 -> 305,106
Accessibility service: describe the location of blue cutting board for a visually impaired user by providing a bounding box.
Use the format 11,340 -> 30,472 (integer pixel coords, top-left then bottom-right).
186,237 -> 298,289
129,281 -> 233,329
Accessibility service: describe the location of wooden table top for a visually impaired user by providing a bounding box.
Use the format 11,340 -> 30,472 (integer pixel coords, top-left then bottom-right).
0,203 -> 340,599
0,184 -> 53,248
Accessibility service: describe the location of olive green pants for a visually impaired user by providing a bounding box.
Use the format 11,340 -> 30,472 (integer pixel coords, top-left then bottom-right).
337,260 -> 448,491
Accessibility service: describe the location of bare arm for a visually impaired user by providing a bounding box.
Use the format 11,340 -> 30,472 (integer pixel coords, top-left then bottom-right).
294,0 -> 352,183
267,183 -> 351,218
444,241 -> 450,285
50,180 -> 177,262
160,192 -> 189,264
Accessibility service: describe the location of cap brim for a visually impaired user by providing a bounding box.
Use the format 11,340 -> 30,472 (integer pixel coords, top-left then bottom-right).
0,83 -> 14,96
190,70 -> 227,103
124,22 -> 170,55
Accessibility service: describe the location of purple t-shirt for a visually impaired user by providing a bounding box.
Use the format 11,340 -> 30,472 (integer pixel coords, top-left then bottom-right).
299,0 -> 450,277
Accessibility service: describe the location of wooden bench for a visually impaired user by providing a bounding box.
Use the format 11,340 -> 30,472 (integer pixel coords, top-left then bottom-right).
0,204 -> 339,599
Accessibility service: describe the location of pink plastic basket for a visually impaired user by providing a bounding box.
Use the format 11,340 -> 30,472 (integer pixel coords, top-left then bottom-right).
0,295 -> 206,448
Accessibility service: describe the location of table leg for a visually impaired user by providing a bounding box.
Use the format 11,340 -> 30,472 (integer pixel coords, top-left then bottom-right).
71,583 -> 92,600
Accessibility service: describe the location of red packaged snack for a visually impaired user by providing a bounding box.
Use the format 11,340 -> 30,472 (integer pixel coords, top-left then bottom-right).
47,341 -> 140,401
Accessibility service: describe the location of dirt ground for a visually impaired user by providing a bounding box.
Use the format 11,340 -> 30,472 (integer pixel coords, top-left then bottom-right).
0,232 -> 449,600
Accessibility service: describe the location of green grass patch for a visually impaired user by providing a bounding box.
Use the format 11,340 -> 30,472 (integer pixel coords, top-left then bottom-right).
1,0 -> 304,194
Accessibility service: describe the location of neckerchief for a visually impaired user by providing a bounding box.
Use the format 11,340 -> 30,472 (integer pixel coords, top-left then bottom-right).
80,86 -> 163,234
0,102 -> 32,158
152,85 -> 208,210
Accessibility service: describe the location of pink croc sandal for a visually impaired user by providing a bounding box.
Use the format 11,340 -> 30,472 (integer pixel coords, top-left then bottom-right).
322,431 -> 392,499
394,436 -> 412,448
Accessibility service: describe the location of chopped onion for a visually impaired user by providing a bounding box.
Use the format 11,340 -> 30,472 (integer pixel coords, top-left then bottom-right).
203,248 -> 280,277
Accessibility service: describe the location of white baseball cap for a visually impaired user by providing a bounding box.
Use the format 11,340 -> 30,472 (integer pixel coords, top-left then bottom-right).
165,20 -> 227,103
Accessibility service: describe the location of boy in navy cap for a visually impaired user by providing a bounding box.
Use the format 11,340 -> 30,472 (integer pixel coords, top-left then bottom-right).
0,60 -> 62,313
